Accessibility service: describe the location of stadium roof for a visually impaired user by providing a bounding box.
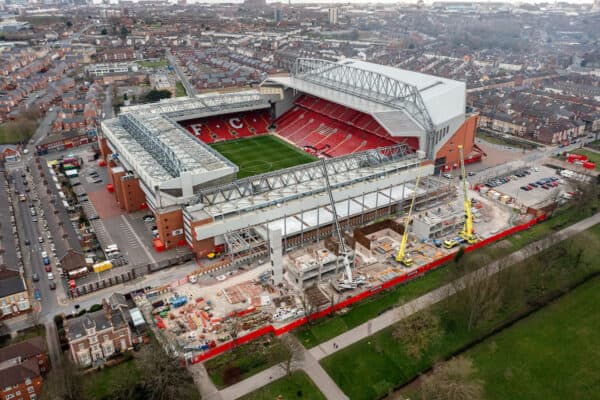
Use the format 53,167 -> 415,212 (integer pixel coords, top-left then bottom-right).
121,90 -> 270,121
102,113 -> 236,194
263,58 -> 466,155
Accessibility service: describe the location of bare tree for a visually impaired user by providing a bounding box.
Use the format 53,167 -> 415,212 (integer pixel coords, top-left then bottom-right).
448,258 -> 504,331
421,356 -> 483,400
300,292 -> 315,324
137,338 -> 200,400
392,308 -> 443,359
42,355 -> 84,400
276,334 -> 305,376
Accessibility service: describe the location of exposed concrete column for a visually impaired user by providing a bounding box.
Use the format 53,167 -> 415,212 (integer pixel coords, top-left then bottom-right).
268,227 -> 283,285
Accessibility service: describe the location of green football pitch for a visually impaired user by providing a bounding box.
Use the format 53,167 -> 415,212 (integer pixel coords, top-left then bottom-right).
210,135 -> 317,178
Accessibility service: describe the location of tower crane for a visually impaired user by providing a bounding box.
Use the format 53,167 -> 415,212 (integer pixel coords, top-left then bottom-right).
458,145 -> 478,244
320,160 -> 365,291
395,169 -> 422,266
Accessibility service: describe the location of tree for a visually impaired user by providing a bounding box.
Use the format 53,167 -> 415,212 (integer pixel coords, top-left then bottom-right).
136,338 -> 200,400
300,292 -> 315,324
101,28 -> 107,35
145,89 -> 172,103
421,356 -> 483,400
42,355 -> 85,400
275,334 -> 305,376
447,253 -> 504,331
392,308 -> 443,359
120,26 -> 129,41
66,20 -> 73,27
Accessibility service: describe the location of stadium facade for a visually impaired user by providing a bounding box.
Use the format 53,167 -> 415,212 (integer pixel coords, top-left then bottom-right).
99,59 -> 480,259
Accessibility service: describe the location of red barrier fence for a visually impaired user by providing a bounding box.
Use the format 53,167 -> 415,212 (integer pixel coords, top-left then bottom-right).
187,215 -> 546,364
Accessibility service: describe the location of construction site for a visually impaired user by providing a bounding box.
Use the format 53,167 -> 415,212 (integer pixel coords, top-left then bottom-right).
131,145 -> 529,361
97,58 -> 583,363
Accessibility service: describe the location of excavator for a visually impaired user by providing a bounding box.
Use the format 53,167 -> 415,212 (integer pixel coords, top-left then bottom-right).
395,169 -> 422,266
458,145 -> 478,244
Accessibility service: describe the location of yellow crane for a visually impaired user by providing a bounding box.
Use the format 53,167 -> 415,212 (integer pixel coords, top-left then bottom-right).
395,169 -> 422,266
458,145 -> 478,244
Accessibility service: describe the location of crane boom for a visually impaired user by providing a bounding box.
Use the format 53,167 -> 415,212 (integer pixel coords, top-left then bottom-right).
458,145 -> 477,243
395,169 -> 422,265
320,160 -> 353,283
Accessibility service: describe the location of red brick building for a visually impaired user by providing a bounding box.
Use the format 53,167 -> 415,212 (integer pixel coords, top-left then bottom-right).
0,337 -> 49,400
64,294 -> 146,367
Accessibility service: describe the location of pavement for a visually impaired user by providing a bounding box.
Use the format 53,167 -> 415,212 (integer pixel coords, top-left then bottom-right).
207,211 -> 600,400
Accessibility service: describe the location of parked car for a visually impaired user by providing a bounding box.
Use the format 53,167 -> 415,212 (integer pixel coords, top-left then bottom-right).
45,265 -> 52,272
49,281 -> 56,290
47,272 -> 54,280
34,289 -> 41,301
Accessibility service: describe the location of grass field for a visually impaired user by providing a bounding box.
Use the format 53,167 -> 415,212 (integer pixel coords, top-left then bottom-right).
176,81 -> 186,97
84,359 -> 140,399
467,275 -> 600,400
239,371 -> 326,400
321,224 -> 600,400
211,135 -> 316,178
571,148 -> 600,170
205,335 -> 291,389
477,129 -> 539,149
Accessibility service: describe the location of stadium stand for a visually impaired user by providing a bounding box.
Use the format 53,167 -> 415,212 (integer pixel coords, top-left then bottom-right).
276,95 -> 421,157
181,110 -> 270,144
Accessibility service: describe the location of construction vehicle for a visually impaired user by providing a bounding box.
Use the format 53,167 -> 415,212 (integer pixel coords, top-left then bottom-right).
458,145 -> 478,244
443,236 -> 465,249
320,160 -> 366,292
395,169 -> 422,266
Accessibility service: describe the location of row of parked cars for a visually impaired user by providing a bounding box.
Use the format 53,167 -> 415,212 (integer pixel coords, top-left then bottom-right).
520,176 -> 561,191
485,169 -> 534,188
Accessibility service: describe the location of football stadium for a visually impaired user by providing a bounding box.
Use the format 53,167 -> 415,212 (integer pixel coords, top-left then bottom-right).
99,58 -> 482,264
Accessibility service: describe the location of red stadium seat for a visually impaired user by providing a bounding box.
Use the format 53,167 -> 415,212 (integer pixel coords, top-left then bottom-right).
272,95 -> 403,156
179,110 -> 270,144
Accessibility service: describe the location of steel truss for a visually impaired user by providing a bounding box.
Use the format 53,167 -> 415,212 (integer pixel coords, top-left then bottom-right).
120,114 -> 186,178
293,58 -> 436,156
191,144 -> 413,207
124,91 -> 269,120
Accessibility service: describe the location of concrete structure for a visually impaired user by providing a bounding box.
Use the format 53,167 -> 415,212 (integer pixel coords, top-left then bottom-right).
412,205 -> 463,239
87,62 -> 138,77
328,7 -> 339,24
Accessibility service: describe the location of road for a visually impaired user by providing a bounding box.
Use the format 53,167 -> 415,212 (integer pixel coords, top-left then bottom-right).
32,109 -> 57,148
103,84 -> 113,119
166,49 -> 196,96
212,211 -> 600,400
